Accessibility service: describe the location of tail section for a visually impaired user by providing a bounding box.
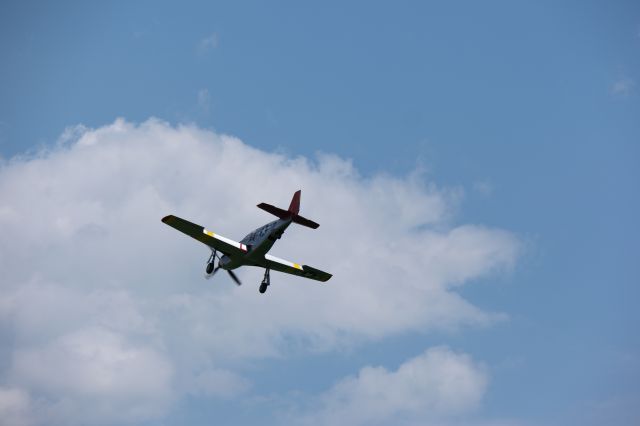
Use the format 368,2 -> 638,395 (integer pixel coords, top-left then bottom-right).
288,190 -> 301,215
292,214 -> 319,229
257,190 -> 320,229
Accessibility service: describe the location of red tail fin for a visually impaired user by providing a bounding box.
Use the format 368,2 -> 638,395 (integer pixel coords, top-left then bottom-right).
288,190 -> 301,215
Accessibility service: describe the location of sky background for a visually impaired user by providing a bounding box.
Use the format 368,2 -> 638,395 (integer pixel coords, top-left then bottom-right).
0,1 -> 639,425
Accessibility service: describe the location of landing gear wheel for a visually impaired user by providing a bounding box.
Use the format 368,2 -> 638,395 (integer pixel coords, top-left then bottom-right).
259,268 -> 270,294
205,250 -> 218,275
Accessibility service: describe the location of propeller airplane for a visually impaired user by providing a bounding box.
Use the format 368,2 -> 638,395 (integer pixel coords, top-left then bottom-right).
162,190 -> 332,293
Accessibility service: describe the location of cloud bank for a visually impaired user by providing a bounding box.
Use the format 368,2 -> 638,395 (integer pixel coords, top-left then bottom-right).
0,119 -> 519,425
293,346 -> 488,426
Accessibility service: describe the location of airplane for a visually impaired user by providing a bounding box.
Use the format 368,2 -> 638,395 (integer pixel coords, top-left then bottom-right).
161,190 -> 332,293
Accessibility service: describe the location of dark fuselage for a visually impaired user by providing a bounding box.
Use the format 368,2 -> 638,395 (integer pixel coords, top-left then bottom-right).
219,218 -> 292,270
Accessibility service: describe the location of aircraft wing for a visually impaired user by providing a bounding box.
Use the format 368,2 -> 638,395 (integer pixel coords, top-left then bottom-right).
264,254 -> 332,282
161,215 -> 248,257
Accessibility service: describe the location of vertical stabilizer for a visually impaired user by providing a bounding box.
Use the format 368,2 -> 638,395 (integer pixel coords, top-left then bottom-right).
288,190 -> 301,215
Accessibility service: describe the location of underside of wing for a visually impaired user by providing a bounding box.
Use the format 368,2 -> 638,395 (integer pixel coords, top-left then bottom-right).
264,254 -> 332,282
162,215 -> 248,257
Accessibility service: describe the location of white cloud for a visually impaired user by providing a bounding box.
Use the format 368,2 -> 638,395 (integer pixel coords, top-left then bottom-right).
610,77 -> 635,97
10,327 -> 173,425
198,32 -> 218,55
0,387 -> 32,426
188,368 -> 251,399
292,346 -> 488,426
0,118 -> 519,424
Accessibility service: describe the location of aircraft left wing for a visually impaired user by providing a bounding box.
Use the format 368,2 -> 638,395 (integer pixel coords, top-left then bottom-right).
161,215 -> 248,257
264,254 -> 332,282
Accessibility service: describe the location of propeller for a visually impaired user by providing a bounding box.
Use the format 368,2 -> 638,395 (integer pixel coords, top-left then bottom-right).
205,250 -> 220,280
227,269 -> 242,286
204,250 -> 241,285
206,267 -> 241,285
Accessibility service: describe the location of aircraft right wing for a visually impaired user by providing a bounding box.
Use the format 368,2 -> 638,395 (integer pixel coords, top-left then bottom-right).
264,254 -> 332,282
161,215 -> 248,257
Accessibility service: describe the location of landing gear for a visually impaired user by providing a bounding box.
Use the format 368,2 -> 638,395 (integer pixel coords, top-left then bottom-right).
205,250 -> 217,275
259,268 -> 270,294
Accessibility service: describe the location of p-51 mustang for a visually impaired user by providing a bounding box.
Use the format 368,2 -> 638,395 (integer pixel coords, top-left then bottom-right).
162,190 -> 332,293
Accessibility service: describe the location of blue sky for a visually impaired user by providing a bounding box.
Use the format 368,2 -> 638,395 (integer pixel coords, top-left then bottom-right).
1,1 -> 638,425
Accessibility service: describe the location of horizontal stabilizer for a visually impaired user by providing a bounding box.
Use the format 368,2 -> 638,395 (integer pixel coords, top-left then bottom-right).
293,215 -> 319,229
257,203 -> 289,219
